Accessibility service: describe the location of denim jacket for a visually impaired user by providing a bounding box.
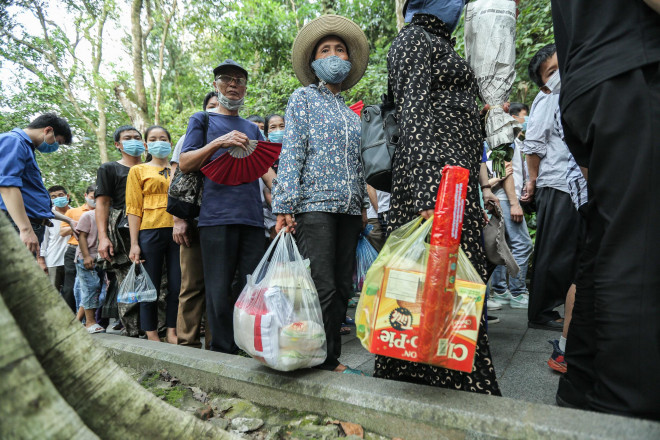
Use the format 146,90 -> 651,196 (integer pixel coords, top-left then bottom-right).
272,84 -> 367,215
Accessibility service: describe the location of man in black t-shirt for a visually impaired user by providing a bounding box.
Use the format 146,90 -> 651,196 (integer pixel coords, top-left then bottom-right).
95,125 -> 143,336
552,0 -> 660,420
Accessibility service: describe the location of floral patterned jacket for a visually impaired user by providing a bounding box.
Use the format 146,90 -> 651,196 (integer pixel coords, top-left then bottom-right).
272,83 -> 367,216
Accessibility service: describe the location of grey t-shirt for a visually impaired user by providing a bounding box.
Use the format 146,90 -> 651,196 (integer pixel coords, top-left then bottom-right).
522,92 -> 570,193
170,136 -> 185,164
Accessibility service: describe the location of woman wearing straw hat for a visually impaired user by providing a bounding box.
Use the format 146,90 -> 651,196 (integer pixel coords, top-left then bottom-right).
272,15 -> 369,374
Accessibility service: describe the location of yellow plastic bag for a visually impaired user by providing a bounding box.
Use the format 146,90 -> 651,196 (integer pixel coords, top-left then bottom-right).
355,217 -> 486,372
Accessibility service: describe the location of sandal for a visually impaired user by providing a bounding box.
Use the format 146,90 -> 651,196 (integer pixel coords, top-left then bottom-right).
340,325 -> 351,335
345,316 -> 356,326
86,323 -> 106,334
342,367 -> 366,376
347,298 -> 358,308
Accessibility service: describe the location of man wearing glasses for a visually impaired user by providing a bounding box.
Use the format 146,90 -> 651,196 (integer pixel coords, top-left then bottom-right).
179,60 -> 268,354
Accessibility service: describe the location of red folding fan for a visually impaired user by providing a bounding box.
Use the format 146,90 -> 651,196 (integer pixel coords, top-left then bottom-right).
350,100 -> 364,116
201,140 -> 282,186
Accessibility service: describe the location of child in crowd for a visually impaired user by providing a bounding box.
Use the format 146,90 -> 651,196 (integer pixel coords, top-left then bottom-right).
75,187 -> 105,333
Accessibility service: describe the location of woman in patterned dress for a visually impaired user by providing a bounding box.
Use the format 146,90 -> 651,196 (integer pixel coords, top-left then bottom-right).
373,2 -> 501,395
272,15 -> 370,373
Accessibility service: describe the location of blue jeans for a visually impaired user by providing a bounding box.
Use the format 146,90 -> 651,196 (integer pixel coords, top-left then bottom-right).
76,258 -> 103,309
490,199 -> 533,297
73,276 -> 82,309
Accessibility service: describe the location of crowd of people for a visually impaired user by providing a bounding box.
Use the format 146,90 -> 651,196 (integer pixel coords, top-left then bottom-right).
1,0 -> 658,422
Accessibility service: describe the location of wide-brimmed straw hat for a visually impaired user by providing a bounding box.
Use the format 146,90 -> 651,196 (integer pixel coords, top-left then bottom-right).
292,14 -> 369,91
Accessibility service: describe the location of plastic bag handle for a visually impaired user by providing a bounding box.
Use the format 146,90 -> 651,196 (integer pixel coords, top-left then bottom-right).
284,231 -> 305,264
254,228 -> 285,271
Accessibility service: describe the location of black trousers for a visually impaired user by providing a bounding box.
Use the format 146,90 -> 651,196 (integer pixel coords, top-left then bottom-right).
199,224 -> 264,353
528,187 -> 581,324
558,62 -> 660,420
138,228 -> 180,332
62,245 -> 78,313
295,212 -> 362,370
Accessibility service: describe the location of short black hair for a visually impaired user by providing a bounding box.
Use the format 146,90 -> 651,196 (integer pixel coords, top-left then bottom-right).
144,125 -> 172,142
202,91 -> 218,111
247,115 -> 265,124
85,184 -> 96,195
113,125 -> 142,143
509,102 -> 529,117
528,43 -> 557,88
264,114 -> 285,137
47,185 -> 67,194
27,113 -> 73,144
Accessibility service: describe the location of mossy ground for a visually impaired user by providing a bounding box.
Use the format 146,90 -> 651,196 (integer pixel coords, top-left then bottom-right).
131,368 -> 391,440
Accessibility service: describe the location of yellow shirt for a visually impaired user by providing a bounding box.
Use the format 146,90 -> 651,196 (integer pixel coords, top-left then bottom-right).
125,164 -> 173,230
62,205 -> 91,246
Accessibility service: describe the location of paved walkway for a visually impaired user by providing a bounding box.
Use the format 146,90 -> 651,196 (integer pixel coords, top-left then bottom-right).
339,300 -> 563,405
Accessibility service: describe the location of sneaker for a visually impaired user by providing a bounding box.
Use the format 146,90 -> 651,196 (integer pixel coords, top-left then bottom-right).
487,299 -> 503,311
492,290 -> 512,304
487,315 -> 500,324
547,339 -> 567,373
509,293 -> 529,309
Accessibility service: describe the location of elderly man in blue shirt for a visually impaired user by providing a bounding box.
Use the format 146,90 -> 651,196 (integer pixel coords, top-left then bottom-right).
0,113 -> 75,255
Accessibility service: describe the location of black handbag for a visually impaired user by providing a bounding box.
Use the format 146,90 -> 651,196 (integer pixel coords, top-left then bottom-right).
166,112 -> 209,219
360,27 -> 432,193
360,88 -> 399,192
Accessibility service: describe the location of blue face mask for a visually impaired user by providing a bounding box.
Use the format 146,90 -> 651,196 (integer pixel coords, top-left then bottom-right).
405,0 -> 465,32
311,56 -> 352,85
122,139 -> 145,157
258,129 -> 265,139
37,140 -> 59,153
268,130 -> 284,143
53,196 -> 68,208
147,141 -> 172,159
522,116 -> 529,132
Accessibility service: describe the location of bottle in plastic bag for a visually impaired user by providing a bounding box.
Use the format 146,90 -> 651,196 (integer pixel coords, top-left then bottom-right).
233,230 -> 326,371
117,262 -> 158,304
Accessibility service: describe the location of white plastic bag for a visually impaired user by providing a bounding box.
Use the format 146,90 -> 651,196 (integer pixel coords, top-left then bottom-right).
233,230 -> 326,371
117,262 -> 157,303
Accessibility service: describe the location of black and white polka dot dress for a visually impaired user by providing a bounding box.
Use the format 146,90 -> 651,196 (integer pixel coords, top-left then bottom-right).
373,13 -> 501,396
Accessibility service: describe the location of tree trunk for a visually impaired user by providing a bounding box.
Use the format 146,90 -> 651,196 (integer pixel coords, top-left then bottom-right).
118,0 -> 150,133
0,214 -> 238,440
115,84 -> 149,134
93,1 -> 110,164
0,294 -> 98,439
96,121 -> 108,163
154,0 -> 177,125
396,0 -> 406,30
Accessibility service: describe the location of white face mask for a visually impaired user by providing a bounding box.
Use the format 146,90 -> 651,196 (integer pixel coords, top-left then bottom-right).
86,197 -> 96,208
217,90 -> 244,111
545,70 -> 561,95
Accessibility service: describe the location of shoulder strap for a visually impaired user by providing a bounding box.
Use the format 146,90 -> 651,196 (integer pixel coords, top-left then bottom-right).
202,111 -> 210,146
387,26 -> 433,104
